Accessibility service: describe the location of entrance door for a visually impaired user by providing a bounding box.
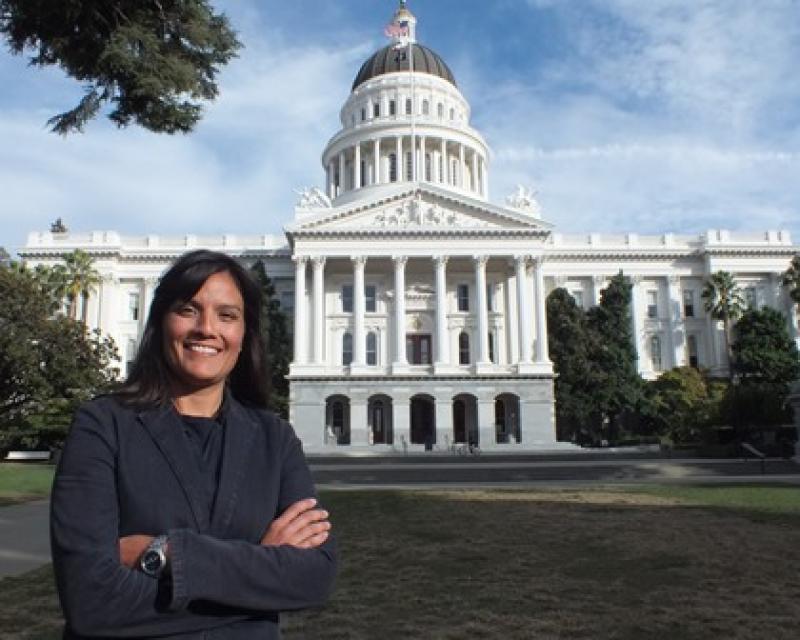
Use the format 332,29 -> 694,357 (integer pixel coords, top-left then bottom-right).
410,395 -> 435,445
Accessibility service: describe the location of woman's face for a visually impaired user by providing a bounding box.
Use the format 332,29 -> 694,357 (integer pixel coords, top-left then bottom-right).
163,271 -> 246,393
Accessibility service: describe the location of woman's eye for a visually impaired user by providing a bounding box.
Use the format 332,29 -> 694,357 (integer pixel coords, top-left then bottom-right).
177,305 -> 196,316
220,311 -> 240,321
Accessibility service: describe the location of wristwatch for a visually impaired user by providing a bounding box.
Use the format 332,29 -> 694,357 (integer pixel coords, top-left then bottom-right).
140,535 -> 169,578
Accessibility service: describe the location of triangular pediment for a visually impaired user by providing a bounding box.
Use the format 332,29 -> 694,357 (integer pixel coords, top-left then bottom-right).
285,184 -> 552,235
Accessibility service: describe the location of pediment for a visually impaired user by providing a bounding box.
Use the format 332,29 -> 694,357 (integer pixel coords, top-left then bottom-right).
287,186 -> 551,235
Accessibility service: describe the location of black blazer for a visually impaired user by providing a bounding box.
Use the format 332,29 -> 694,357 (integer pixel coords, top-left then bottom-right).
51,393 -> 337,639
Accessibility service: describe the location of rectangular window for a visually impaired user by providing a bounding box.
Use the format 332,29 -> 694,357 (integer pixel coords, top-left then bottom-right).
571,290 -> 583,309
361,107 -> 366,122
389,100 -> 396,116
683,289 -> 695,317
405,98 -> 412,115
342,284 -> 353,313
457,284 -> 469,312
366,332 -> 377,366
650,335 -> 662,371
365,285 -> 377,312
406,152 -> 413,181
424,153 -> 432,182
406,335 -> 432,365
486,283 -> 494,312
128,292 -> 140,321
488,332 -> 495,363
687,335 -> 699,368
458,332 -> 470,365
342,333 -> 353,366
744,286 -> 757,309
389,153 -> 397,182
373,102 -> 380,118
646,290 -> 658,319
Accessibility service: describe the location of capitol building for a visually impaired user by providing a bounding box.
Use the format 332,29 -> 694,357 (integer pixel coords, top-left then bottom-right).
20,3 -> 799,453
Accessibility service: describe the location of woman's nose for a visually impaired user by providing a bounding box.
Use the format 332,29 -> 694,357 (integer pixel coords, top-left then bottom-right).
195,310 -> 216,335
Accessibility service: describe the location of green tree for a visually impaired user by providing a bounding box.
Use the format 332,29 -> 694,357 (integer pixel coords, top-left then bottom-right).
646,367 -> 722,444
546,288 -> 602,442
250,261 -> 292,418
0,264 -> 118,451
62,250 -> 102,322
782,255 -> 800,305
732,307 -> 800,385
585,272 -> 646,442
0,0 -> 240,134
701,271 -> 745,379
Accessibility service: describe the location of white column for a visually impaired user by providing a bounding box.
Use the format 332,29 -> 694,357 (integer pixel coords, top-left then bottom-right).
433,146 -> 441,183
338,151 -> 345,195
396,136 -> 403,181
419,135 -> 426,182
312,257 -> 326,365
470,149 -> 478,193
592,275 -> 605,306
459,144 -> 465,189
353,256 -> 366,367
515,256 -> 531,364
354,143 -> 361,189
434,256 -> 449,368
533,257 -> 549,363
667,275 -> 683,367
373,138 -> 381,185
480,157 -> 488,198
293,256 -> 308,365
393,256 -> 408,369
630,276 -> 644,373
506,263 -> 519,364
474,255 -> 490,366
441,138 -> 447,184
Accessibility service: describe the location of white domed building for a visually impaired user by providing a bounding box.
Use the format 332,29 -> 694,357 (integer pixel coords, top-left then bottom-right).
20,2 -> 799,453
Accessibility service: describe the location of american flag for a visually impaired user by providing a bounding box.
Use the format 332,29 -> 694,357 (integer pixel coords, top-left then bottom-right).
384,20 -> 409,38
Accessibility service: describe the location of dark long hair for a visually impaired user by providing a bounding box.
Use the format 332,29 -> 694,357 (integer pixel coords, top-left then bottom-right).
116,250 -> 268,408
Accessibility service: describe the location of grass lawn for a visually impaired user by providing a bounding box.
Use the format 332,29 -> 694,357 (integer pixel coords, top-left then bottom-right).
1,485 -> 799,639
0,463 -> 54,506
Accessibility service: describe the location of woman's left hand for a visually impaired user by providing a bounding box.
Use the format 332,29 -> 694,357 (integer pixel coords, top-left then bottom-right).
119,535 -> 154,569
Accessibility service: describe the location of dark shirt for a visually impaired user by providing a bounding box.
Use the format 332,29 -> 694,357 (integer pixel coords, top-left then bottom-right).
179,412 -> 225,523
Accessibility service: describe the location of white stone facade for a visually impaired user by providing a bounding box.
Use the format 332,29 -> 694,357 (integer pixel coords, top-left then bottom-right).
18,4 -> 799,453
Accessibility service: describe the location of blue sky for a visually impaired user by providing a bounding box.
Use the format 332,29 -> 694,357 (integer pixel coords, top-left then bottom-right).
2,0 -> 799,256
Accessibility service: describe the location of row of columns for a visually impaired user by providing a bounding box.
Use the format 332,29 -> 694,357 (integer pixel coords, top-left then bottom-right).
326,136 -> 487,199
293,254 -> 550,369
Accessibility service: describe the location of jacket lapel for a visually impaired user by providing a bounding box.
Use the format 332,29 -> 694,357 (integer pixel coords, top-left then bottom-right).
210,395 -> 259,536
138,405 -> 210,532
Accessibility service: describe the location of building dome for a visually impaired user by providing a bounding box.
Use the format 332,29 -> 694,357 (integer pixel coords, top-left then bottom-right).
352,43 -> 457,91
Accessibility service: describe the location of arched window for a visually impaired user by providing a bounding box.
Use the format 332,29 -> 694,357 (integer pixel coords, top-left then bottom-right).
389,153 -> 397,182
361,107 -> 366,122
437,103 -> 444,119
459,332 -> 470,365
449,107 -> 455,120
366,332 -> 378,366
342,332 -> 353,366
422,99 -> 430,115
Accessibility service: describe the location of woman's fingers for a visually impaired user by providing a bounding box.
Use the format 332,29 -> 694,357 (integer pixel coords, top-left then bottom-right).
261,498 -> 332,547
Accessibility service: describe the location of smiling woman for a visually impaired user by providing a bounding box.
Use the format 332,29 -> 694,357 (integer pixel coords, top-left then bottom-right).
50,250 -> 337,639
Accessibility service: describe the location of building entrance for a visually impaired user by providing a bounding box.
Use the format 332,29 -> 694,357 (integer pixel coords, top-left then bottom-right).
410,394 -> 435,446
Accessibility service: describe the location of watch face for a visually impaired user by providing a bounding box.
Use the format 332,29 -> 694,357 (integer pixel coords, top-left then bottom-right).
142,550 -> 163,574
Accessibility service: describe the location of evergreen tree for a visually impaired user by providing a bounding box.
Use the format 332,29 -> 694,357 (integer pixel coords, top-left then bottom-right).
0,0 -> 240,134
782,255 -> 800,305
585,272 -> 645,441
646,367 -> 722,444
732,307 -> 800,385
250,261 -> 291,418
546,288 -> 602,442
701,271 -> 745,379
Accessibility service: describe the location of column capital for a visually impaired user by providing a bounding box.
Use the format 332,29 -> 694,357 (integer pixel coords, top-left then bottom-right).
392,255 -> 408,268
351,255 -> 367,268
312,256 -> 327,269
514,254 -> 532,266
668,274 -> 681,287
629,274 -> 643,285
593,275 -> 606,286
433,255 -> 449,267
472,255 -> 489,268
293,255 -> 309,266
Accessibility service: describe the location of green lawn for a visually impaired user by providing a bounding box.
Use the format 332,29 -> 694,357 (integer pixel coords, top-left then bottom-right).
0,463 -> 54,506
1,486 -> 799,639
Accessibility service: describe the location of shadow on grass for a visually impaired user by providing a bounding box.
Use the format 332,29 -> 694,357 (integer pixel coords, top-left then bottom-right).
2,487 -> 799,639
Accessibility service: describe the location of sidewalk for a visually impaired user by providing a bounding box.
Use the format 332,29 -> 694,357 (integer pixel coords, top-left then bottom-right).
0,499 -> 50,578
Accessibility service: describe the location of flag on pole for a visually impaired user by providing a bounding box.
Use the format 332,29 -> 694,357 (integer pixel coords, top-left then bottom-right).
384,20 -> 409,39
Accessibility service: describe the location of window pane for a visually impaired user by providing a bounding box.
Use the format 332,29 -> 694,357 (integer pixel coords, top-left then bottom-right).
366,332 -> 377,365
488,332 -> 495,363
457,284 -> 469,312
342,333 -> 353,365
389,153 -> 397,182
128,292 -> 140,321
342,285 -> 353,313
459,332 -> 470,365
365,285 -> 376,312
647,290 -> 658,318
683,290 -> 694,317
389,100 -> 396,116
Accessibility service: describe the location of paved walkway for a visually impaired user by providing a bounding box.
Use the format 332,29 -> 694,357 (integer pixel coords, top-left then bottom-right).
0,499 -> 50,578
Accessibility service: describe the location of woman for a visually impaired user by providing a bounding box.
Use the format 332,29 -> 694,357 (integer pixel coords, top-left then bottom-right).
51,250 -> 336,639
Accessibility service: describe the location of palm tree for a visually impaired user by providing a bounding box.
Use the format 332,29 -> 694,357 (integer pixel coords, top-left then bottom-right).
782,255 -> 800,305
62,250 -> 102,323
702,270 -> 745,379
